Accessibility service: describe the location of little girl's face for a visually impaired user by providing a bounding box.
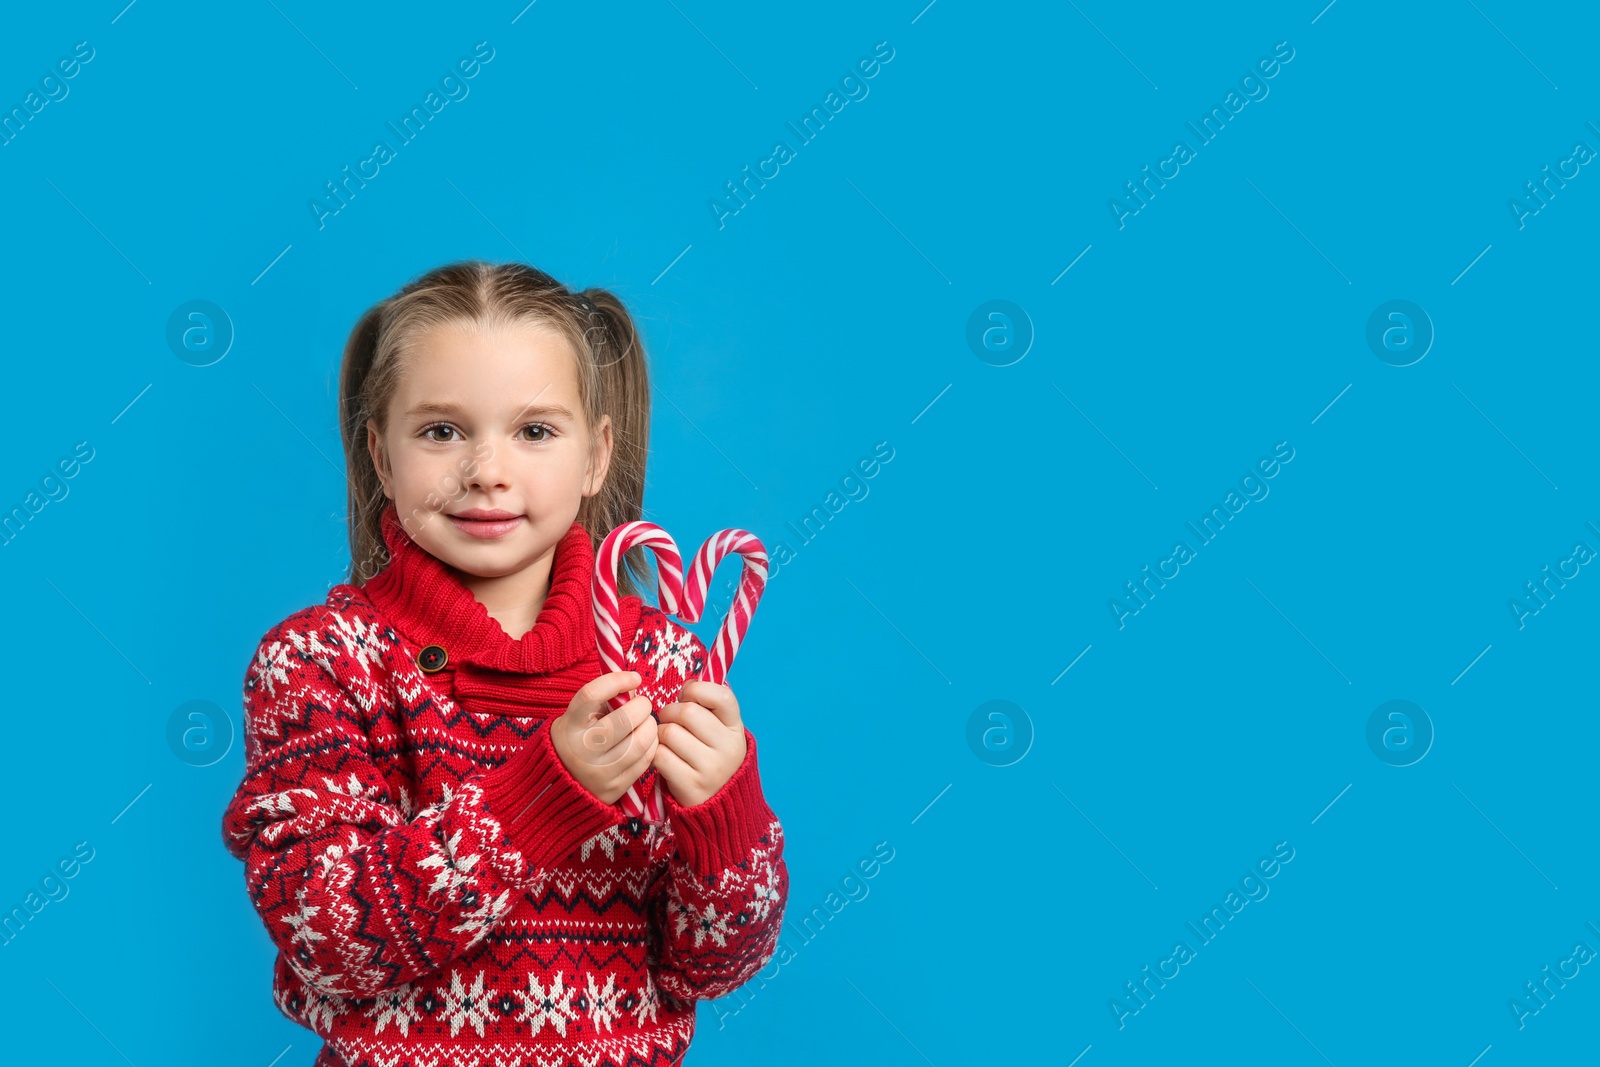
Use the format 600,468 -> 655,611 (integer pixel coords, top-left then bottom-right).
368,318 -> 610,578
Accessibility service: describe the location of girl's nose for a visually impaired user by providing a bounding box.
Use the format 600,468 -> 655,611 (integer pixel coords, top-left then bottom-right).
467,442 -> 511,489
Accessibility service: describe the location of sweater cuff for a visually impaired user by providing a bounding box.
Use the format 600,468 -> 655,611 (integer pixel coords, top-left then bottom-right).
664,728 -> 773,881
479,725 -> 626,877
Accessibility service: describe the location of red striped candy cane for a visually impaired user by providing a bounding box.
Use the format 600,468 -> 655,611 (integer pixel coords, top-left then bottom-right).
680,528 -> 769,686
591,521 -> 768,824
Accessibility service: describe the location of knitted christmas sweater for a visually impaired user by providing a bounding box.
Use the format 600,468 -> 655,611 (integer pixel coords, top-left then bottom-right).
220,504 -> 787,1067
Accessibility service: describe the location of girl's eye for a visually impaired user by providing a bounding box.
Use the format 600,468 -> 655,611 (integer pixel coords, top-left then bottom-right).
419,422 -> 555,443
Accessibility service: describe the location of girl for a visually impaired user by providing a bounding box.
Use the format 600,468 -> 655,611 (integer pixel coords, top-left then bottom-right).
221,261 -> 787,1067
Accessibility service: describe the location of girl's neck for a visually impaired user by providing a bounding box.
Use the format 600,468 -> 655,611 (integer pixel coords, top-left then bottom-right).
449,557 -> 554,641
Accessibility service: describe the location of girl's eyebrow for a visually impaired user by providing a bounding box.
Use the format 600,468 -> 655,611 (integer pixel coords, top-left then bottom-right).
405,400 -> 575,420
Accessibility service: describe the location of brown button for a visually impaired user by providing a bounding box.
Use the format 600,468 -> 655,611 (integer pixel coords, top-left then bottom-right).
417,645 -> 448,672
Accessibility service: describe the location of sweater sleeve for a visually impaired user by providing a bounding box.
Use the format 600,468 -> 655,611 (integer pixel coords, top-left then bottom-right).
220,605 -> 627,1000
648,729 -> 788,1002
626,609 -> 789,1001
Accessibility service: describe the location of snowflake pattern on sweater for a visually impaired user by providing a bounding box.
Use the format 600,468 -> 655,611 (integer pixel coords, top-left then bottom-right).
221,538 -> 787,1067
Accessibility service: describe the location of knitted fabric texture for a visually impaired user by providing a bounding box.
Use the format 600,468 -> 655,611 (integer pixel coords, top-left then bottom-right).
220,504 -> 787,1067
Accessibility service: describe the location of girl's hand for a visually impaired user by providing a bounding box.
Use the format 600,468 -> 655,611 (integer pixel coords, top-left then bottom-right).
550,670 -> 659,804
651,679 -> 747,809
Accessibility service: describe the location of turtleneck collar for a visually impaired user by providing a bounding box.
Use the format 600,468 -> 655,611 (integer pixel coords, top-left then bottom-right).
360,503 -> 598,675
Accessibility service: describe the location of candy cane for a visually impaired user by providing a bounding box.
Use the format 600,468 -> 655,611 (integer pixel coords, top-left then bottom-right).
683,528 -> 769,685
592,521 -> 768,824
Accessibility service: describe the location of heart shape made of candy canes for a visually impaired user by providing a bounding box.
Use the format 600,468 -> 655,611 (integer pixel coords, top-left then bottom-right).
592,521 -> 768,824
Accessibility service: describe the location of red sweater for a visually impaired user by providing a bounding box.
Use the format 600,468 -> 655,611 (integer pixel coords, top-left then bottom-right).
221,504 -> 787,1066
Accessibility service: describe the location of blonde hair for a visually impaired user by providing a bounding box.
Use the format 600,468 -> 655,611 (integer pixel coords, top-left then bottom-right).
337,259 -> 653,598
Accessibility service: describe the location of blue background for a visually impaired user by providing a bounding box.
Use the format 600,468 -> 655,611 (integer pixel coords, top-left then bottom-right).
1,1 -> 1595,1064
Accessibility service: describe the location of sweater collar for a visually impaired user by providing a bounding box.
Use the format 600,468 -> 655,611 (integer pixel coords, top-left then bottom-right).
361,503 -> 597,674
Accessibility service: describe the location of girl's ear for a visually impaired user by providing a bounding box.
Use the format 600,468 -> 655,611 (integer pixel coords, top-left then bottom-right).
583,413 -> 613,498
367,418 -> 392,498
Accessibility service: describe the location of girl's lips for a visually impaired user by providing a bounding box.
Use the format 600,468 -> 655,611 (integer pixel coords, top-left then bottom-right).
448,514 -> 525,539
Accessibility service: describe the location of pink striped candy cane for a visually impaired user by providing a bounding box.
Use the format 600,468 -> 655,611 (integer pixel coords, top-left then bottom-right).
591,521 -> 768,824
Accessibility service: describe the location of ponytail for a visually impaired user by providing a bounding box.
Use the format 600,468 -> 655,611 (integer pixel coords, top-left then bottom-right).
575,289 -> 653,601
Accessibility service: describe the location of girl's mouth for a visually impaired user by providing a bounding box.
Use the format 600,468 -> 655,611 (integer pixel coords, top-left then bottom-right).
447,514 -> 525,539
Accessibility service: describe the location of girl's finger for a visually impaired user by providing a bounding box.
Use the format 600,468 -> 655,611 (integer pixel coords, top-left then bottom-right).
679,680 -> 740,727
656,717 -> 713,773
660,701 -> 729,750
621,728 -> 658,782
582,694 -> 650,758
575,671 -> 643,720
651,739 -> 699,800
